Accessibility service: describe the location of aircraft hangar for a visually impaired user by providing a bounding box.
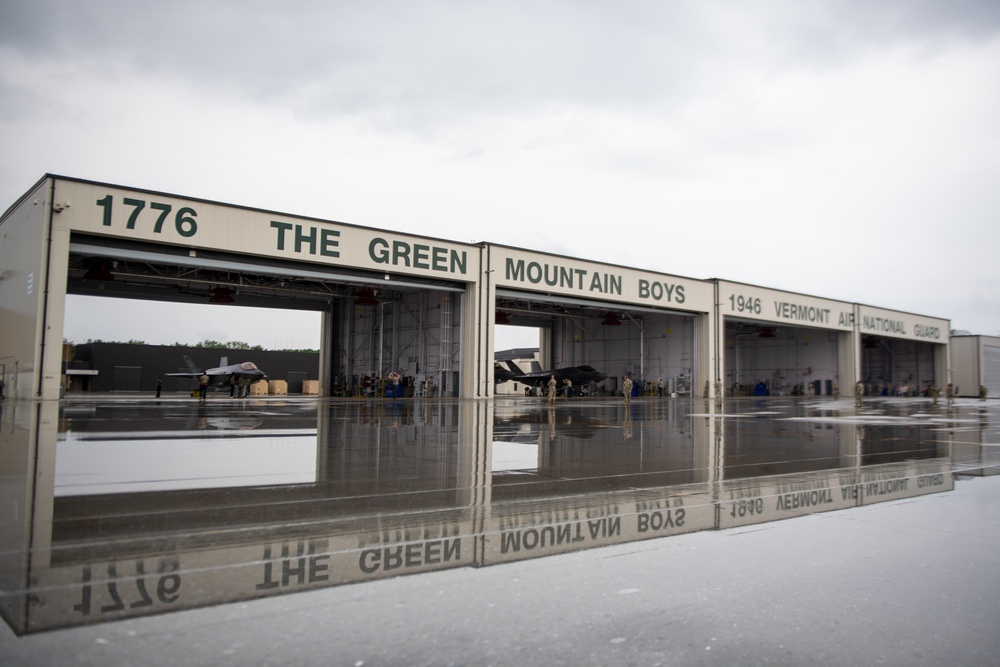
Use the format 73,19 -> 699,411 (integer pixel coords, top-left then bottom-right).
1,175 -> 489,401
1,174 -> 951,401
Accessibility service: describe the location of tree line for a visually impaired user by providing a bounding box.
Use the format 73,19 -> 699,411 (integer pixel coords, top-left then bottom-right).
64,338 -> 318,354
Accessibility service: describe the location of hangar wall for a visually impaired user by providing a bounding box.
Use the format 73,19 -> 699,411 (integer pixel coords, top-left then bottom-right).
335,289 -> 466,397
548,313 -> 697,394
0,175 -> 955,401
0,177 -> 71,400
950,335 -> 1000,398
0,179 -> 50,398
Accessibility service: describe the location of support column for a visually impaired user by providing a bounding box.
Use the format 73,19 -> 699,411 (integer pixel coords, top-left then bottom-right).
38,192 -> 72,401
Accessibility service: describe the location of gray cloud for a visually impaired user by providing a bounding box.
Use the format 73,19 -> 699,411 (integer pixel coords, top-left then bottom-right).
4,0 -> 995,151
2,1 -> 998,338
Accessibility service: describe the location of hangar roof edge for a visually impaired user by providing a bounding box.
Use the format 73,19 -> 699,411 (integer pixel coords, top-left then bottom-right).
1,173 -> 50,223
712,278 -> 851,304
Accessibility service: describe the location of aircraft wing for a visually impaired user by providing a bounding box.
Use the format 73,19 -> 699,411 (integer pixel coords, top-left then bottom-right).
510,365 -> 607,386
164,367 -> 227,378
165,361 -> 264,380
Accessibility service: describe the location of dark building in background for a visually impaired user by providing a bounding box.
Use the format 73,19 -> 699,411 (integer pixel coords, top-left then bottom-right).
66,343 -> 319,394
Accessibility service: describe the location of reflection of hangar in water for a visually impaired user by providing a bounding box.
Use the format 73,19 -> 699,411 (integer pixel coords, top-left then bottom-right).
4,396 -> 965,634
1,174 -> 950,400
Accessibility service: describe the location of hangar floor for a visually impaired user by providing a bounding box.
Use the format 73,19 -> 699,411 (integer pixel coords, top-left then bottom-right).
2,394 -> 999,664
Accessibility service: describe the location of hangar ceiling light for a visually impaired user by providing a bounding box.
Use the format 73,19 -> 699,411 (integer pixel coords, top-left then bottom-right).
353,288 -> 379,306
209,287 -> 236,304
601,312 -> 622,326
83,259 -> 115,282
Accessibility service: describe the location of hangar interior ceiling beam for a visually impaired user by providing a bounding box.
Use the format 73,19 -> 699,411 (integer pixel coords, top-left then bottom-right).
724,317 -> 834,337
67,235 -> 465,312
495,289 -> 693,325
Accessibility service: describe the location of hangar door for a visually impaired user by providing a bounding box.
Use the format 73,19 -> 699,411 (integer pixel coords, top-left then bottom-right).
859,336 -> 938,396
724,320 -> 844,396
495,290 -> 698,396
68,234 -> 469,398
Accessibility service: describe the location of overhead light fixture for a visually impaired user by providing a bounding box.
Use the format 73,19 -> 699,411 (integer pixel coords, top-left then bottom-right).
209,287 -> 235,304
758,327 -> 776,338
82,259 -> 115,281
601,312 -> 622,326
495,310 -> 511,325
353,288 -> 379,306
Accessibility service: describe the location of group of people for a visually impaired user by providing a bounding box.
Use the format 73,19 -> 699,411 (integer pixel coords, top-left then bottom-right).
381,371 -> 423,397
545,376 -> 575,403
228,375 -> 254,399
854,381 -> 992,406
539,374 -> 666,405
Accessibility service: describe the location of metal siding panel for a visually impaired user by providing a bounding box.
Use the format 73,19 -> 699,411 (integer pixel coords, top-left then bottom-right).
984,345 -> 1000,397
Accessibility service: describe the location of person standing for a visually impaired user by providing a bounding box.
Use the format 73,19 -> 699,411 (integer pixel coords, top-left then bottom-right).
156,376 -> 162,398
230,375 -> 237,398
198,373 -> 210,403
389,371 -> 401,398
622,375 -> 633,406
563,378 -> 573,399
547,375 -> 557,404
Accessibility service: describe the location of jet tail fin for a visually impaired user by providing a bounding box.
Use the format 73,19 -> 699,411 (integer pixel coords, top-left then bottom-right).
182,355 -> 200,373
504,360 -> 523,374
530,360 -> 542,373
219,357 -> 228,368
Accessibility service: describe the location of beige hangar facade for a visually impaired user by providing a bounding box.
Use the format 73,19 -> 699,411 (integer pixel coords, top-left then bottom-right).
1,174 -> 951,401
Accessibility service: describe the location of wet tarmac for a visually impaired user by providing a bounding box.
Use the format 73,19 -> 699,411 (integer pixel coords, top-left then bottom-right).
1,393 -> 999,665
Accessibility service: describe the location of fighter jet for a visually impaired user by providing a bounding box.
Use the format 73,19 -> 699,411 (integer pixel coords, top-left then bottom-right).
495,359 -> 607,388
165,355 -> 267,386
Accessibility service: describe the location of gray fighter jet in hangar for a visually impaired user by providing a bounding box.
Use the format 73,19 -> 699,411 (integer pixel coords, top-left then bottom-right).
165,356 -> 267,386
495,359 -> 607,389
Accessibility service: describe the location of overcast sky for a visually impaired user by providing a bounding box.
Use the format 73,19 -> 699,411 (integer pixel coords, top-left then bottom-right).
3,1 -> 999,351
